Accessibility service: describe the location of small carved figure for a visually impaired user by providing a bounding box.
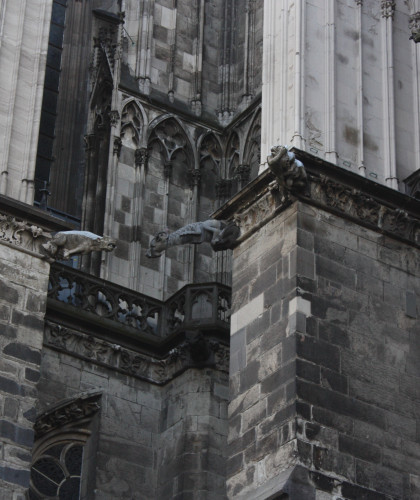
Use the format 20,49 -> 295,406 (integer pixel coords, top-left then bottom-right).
267,145 -> 307,191
146,220 -> 239,258
42,231 -> 116,260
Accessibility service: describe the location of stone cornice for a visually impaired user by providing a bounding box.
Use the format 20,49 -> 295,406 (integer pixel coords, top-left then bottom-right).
213,149 -> 420,249
44,320 -> 229,386
0,195 -> 74,233
0,196 -> 73,256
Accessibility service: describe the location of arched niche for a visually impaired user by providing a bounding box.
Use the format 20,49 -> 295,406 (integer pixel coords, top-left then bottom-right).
121,100 -> 144,149
147,117 -> 193,186
225,131 -> 240,199
198,133 -> 223,218
242,108 -> 261,183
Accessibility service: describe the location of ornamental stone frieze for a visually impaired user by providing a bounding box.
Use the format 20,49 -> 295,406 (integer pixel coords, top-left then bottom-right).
0,211 -> 49,254
44,321 -> 229,385
34,391 -> 101,439
135,147 -> 149,167
213,147 -> 420,250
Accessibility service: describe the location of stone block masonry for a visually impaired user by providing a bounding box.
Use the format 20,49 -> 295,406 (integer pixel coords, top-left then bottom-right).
0,240 -> 50,496
0,196 -> 69,497
215,155 -> 420,500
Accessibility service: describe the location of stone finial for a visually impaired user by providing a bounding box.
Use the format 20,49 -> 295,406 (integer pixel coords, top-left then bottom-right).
41,231 -> 116,260
409,12 -> 420,42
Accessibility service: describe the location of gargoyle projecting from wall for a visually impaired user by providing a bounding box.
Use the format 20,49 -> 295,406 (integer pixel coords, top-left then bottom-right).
267,145 -> 307,191
42,231 -> 116,260
146,220 -> 240,258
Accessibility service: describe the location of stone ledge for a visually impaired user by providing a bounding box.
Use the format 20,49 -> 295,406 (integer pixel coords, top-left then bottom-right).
214,149 -> 420,250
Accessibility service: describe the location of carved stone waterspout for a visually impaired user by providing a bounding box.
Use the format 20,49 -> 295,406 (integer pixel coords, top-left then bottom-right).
267,145 -> 307,191
146,220 -> 240,258
41,231 -> 116,260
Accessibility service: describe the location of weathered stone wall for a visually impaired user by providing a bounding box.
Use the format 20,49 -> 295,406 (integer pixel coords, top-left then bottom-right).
261,0 -> 420,189
158,369 -> 229,499
295,201 -> 420,500
227,203 -> 302,499
37,347 -> 161,499
37,346 -> 230,499
0,244 -> 49,498
225,182 -> 420,499
0,201 -> 61,497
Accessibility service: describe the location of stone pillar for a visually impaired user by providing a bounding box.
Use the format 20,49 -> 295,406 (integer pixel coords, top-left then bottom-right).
0,197 -> 69,497
215,150 -> 420,499
0,0 -> 53,202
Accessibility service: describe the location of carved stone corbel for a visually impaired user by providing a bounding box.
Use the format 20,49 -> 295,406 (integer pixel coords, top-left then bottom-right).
135,147 -> 149,168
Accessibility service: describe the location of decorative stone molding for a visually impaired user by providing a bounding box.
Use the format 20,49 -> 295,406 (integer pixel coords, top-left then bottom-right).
44,321 -> 229,385
409,12 -> 420,43
135,147 -> 149,167
113,137 -> 122,157
381,0 -> 395,18
214,150 -> 420,250
0,211 -> 49,253
234,188 -> 281,241
309,175 -> 420,245
188,168 -> 201,188
34,391 -> 101,439
109,109 -> 120,127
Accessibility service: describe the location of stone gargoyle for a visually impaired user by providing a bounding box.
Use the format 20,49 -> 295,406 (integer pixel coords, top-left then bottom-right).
146,220 -> 240,258
267,145 -> 307,191
41,231 -> 116,260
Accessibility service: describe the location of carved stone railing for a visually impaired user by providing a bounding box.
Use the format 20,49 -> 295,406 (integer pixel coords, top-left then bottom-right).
48,263 -> 231,338
165,283 -> 231,334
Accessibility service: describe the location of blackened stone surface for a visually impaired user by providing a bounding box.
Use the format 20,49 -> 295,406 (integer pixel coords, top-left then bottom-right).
225,194 -> 420,499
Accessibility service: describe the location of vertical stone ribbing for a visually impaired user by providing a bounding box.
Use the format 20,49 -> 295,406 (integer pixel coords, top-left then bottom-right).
411,4 -> 420,171
355,0 -> 366,176
137,0 -> 155,94
381,0 -> 398,189
325,0 -> 337,163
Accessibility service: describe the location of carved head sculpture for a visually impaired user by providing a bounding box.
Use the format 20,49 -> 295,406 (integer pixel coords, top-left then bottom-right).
146,231 -> 169,258
41,231 -> 117,260
96,235 -> 117,252
267,145 -> 289,168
